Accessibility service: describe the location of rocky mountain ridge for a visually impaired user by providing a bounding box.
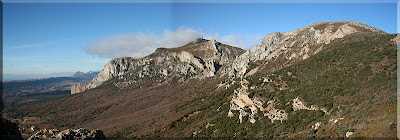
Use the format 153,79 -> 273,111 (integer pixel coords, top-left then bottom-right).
226,21 -> 386,77
217,21 -> 388,125
70,21 -> 389,124
72,39 -> 245,94
73,21 -> 386,94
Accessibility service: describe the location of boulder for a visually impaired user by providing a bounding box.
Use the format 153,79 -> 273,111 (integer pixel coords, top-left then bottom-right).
71,83 -> 87,94
28,128 -> 107,140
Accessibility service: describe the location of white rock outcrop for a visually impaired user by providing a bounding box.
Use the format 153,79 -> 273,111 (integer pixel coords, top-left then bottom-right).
72,39 -> 244,94
346,132 -> 354,138
265,109 -> 288,123
329,117 -> 344,125
292,97 -> 327,114
74,21 -> 386,94
225,21 -> 386,77
28,128 -> 106,140
71,83 -> 87,94
86,57 -> 137,89
228,79 -> 287,123
312,122 -> 321,130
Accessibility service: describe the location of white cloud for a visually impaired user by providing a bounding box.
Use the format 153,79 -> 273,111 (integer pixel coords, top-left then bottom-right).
203,33 -> 262,50
84,27 -> 201,58
162,27 -> 202,48
84,27 -> 262,58
84,33 -> 158,58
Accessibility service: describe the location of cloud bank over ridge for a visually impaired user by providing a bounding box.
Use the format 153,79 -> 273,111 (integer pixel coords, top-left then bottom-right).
84,27 -> 261,58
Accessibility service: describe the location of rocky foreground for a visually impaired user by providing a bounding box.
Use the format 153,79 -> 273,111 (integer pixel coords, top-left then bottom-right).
28,128 -> 106,140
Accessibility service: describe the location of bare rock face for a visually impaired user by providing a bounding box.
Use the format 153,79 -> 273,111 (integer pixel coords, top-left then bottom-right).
167,39 -> 245,77
317,23 -> 356,44
228,78 -> 288,124
292,97 -> 328,114
28,128 -> 106,140
71,83 -> 86,94
72,39 -> 245,93
225,21 -> 387,77
70,57 -> 137,94
86,57 -> 137,89
224,21 -> 385,124
73,21 -> 385,94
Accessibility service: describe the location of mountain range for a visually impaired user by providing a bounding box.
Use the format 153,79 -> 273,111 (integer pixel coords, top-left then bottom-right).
4,21 -> 397,139
2,71 -> 98,110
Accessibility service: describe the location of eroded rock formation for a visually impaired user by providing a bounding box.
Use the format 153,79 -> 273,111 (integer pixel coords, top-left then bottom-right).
225,21 -> 386,77
71,39 -> 245,94
71,83 -> 87,94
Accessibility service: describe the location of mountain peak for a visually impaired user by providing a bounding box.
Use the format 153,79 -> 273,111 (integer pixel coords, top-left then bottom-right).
227,21 -> 387,77
76,38 -> 244,92
76,21 -> 386,92
308,21 -> 386,34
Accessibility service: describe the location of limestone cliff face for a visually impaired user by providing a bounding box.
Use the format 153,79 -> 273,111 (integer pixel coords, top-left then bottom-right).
86,57 -> 137,89
225,21 -> 386,77
28,128 -> 106,140
71,83 -> 86,94
72,39 -> 245,93
225,21 -> 387,124
168,39 -> 245,77
73,21 -> 386,94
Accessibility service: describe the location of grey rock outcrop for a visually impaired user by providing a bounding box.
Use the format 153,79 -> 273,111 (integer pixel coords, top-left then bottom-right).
28,128 -> 106,140
72,39 -> 245,93
73,21 -> 385,93
225,21 -> 385,123
71,83 -> 87,94
69,71 -> 100,94
225,21 -> 386,77
86,57 -> 137,89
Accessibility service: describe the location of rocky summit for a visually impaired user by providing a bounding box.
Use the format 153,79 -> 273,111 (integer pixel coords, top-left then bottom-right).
72,38 -> 245,93
73,21 -> 387,94
7,21 -> 396,139
226,21 -> 386,77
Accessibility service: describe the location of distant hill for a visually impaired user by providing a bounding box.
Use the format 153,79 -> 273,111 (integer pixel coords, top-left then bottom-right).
3,72 -> 75,81
2,71 -> 99,109
71,71 -> 99,80
4,21 -> 397,139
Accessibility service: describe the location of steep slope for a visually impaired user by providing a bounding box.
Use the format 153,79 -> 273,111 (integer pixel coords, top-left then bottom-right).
161,32 -> 396,138
5,39 -> 245,138
222,21 -> 388,126
72,39 -> 244,94
150,22 -> 396,138
225,21 -> 386,77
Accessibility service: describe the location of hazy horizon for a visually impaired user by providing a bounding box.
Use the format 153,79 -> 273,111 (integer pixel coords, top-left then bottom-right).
3,70 -> 102,81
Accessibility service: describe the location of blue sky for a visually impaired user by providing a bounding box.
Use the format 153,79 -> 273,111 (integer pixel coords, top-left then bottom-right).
3,3 -> 397,78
